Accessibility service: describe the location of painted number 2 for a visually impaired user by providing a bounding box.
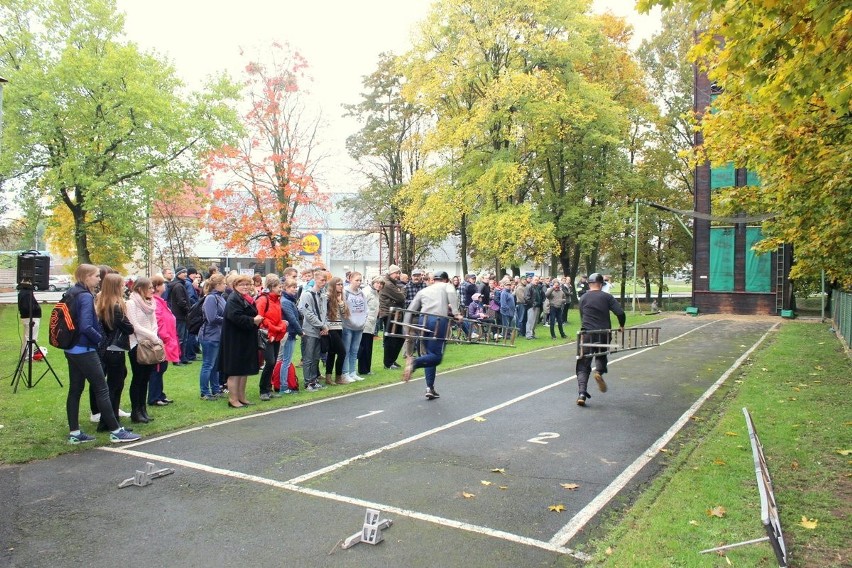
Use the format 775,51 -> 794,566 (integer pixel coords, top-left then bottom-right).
528,432 -> 560,445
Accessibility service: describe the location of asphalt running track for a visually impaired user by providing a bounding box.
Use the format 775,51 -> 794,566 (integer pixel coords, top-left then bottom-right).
0,316 -> 779,568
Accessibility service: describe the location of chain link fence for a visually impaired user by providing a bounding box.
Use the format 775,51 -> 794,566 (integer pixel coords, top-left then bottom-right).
830,289 -> 851,349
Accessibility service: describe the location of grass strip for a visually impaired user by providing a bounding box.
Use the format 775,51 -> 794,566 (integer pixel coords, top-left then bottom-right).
581,321 -> 850,567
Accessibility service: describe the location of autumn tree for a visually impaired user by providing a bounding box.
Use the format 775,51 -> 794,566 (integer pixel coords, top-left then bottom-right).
640,0 -> 852,286
632,2 -> 697,300
342,52 -> 437,273
401,0 -> 601,274
399,0 -> 660,282
0,0 -> 240,265
527,11 -> 651,290
208,43 -> 327,274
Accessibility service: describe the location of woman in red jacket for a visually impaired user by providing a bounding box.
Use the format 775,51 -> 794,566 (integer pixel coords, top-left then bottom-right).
256,274 -> 287,401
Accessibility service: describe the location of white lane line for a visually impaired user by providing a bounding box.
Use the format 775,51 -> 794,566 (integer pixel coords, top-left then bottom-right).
98,446 -> 589,560
102,316 -> 715,557
119,330 -> 589,449
283,321 -> 719,486
356,410 -> 384,419
548,321 -> 779,547
118,316 -> 675,449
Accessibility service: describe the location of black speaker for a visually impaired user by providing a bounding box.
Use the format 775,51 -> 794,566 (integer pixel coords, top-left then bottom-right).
17,250 -> 50,291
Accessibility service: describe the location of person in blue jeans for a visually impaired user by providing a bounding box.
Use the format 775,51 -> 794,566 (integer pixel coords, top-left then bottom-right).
277,276 -> 303,392
401,272 -> 461,399
342,272 -> 368,382
198,274 -> 226,400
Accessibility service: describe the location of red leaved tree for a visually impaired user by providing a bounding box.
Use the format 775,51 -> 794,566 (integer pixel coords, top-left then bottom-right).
208,43 -> 328,273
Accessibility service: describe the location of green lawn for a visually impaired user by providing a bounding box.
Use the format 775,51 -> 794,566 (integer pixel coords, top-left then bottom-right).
0,303 -> 660,463
573,321 -> 851,568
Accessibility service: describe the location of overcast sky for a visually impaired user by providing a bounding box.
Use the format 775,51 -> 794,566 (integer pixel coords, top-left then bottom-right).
118,0 -> 661,193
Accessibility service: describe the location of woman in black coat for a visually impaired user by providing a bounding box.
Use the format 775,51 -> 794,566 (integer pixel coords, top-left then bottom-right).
219,274 -> 263,408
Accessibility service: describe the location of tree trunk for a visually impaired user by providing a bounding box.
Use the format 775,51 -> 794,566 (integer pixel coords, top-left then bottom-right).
72,203 -> 91,265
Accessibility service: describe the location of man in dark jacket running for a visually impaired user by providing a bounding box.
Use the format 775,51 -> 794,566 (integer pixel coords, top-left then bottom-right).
576,273 -> 625,406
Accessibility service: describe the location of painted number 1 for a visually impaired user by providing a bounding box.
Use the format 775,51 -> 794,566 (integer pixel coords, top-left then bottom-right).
528,432 -> 560,445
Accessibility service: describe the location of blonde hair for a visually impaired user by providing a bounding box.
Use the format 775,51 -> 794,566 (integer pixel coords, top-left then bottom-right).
151,274 -> 166,289
204,273 -> 225,294
232,274 -> 252,287
95,273 -> 127,328
265,274 -> 280,289
74,264 -> 99,291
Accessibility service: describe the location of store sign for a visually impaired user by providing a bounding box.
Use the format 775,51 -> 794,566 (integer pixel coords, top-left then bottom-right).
300,234 -> 322,255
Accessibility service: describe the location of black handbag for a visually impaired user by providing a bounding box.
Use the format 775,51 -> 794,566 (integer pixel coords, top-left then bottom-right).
258,328 -> 269,350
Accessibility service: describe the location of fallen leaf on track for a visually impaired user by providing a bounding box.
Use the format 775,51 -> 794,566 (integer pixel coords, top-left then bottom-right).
490,468 -> 505,474
462,492 -> 475,499
561,483 -> 580,490
480,480 -> 492,486
549,504 -> 565,513
473,416 -> 487,422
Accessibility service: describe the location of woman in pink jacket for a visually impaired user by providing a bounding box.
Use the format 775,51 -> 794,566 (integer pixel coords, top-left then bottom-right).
149,274 -> 181,407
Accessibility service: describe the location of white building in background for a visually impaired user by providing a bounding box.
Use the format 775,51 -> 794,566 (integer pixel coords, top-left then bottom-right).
289,193 -> 468,281
161,193 -> 542,280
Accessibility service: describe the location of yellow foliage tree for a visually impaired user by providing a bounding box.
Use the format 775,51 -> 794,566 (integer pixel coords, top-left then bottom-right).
640,0 -> 852,286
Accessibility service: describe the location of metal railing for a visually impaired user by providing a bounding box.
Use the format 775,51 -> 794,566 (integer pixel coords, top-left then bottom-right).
831,289 -> 852,349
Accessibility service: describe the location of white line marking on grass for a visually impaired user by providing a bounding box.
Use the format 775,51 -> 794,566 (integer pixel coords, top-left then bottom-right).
99,446 -> 589,560
548,321 -> 779,547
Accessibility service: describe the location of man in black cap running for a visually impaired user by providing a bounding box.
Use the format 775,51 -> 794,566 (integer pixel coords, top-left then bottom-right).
576,273 -> 625,406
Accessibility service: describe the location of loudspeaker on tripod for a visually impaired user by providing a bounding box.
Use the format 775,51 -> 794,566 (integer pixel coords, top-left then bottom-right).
17,250 -> 50,291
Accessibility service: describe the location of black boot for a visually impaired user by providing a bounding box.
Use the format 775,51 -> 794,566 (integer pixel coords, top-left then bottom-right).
131,407 -> 148,424
140,405 -> 153,422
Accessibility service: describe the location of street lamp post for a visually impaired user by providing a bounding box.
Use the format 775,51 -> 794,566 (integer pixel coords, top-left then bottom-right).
0,76 -> 8,153
632,199 -> 639,313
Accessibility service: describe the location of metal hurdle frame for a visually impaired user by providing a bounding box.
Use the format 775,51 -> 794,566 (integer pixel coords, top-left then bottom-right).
575,326 -> 661,360
385,308 -> 517,347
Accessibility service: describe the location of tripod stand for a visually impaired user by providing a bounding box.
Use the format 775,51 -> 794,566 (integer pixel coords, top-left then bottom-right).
12,318 -> 63,393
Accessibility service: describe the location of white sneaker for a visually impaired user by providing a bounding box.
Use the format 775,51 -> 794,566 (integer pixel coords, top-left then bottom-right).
350,373 -> 365,381
118,408 -> 131,418
470,332 -> 480,340
90,413 -> 100,423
